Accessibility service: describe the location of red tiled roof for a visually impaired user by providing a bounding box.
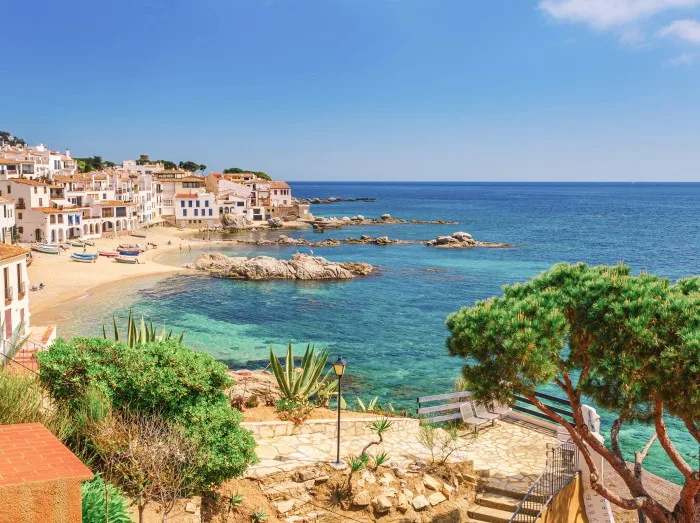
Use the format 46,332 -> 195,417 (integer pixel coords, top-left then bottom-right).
94,200 -> 136,206
0,423 -> 93,485
175,193 -> 198,198
270,181 -> 291,189
0,243 -> 28,261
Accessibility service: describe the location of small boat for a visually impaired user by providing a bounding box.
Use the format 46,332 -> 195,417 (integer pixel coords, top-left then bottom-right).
115,256 -> 139,264
117,249 -> 140,256
72,252 -> 98,260
119,243 -> 142,250
69,241 -> 85,248
82,239 -> 95,246
131,231 -> 147,238
98,250 -> 119,257
71,253 -> 96,263
32,244 -> 60,255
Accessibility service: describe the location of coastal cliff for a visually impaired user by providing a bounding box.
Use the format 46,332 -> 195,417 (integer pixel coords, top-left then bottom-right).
185,252 -> 374,280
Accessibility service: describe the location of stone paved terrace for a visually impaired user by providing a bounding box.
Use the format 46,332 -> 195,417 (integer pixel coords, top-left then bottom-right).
244,415 -> 557,493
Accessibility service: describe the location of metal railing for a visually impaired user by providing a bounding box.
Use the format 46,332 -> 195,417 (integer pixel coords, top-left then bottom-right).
17,282 -> 26,296
509,441 -> 579,522
4,286 -> 12,301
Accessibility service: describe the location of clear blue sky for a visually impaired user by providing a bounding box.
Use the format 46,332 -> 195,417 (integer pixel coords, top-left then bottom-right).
3,0 -> 700,181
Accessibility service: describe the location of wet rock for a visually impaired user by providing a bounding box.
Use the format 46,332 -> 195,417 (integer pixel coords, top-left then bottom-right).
268,217 -> 283,228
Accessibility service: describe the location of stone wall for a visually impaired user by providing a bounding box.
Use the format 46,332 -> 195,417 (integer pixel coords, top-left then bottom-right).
242,417 -> 420,439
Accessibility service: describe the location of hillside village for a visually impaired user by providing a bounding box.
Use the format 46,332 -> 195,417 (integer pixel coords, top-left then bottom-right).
0,138 -> 308,244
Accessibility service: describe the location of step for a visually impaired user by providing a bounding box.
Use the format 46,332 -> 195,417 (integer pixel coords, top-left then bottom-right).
477,494 -> 540,517
467,505 -> 514,523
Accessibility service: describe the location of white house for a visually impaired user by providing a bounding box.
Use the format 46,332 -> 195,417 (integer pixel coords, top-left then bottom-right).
0,197 -> 15,244
0,243 -> 30,360
269,181 -> 292,207
174,192 -> 218,227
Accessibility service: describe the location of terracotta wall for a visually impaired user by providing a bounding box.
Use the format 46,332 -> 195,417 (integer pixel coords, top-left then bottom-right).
537,474 -> 588,523
0,477 -> 83,523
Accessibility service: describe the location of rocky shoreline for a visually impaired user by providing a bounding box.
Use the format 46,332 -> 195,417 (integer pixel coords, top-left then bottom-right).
184,253 -> 374,280
306,214 -> 457,231
209,232 -> 509,249
296,196 -> 377,204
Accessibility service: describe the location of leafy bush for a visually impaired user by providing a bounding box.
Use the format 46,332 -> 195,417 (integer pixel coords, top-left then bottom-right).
0,369 -> 70,439
275,398 -> 314,425
38,338 -> 257,489
82,475 -> 132,523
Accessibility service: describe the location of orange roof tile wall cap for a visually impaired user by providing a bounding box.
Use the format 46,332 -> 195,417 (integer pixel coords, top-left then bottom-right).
0,423 -> 93,486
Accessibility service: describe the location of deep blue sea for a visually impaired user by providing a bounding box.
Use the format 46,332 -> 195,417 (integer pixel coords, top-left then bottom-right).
51,182 -> 700,484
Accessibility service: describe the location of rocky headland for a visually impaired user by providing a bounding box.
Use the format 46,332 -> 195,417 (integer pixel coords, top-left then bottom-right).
185,253 -> 374,280
308,214 -> 457,231
296,196 -> 377,204
423,231 -> 511,249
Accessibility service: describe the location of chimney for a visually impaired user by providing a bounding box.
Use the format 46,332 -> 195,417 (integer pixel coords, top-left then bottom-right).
66,149 -> 71,158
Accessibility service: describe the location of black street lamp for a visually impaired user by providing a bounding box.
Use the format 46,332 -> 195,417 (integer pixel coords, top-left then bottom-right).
332,356 -> 347,466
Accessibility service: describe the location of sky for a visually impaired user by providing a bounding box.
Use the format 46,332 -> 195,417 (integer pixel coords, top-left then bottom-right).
2,0 -> 700,181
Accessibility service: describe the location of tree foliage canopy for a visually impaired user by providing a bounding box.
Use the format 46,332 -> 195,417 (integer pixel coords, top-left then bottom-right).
223,167 -> 271,181
38,338 -> 257,489
446,263 -> 700,522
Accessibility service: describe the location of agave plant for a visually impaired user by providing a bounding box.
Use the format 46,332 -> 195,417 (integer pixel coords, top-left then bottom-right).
269,343 -> 336,403
356,396 -> 379,413
103,311 -> 185,348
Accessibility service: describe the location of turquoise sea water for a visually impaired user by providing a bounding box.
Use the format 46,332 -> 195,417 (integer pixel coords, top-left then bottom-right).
48,182 -> 699,484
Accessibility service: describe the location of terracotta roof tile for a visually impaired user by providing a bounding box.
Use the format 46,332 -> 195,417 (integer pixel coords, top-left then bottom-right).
175,193 -> 198,198
0,243 -> 28,261
0,423 -> 93,486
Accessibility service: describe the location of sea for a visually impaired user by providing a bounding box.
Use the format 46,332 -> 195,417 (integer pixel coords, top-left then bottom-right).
45,182 -> 700,484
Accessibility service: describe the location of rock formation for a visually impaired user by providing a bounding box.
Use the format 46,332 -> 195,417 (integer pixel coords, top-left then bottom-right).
185,253 -> 374,280
423,232 -> 510,249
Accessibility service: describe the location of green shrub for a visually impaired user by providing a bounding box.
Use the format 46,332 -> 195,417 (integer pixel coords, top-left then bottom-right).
81,475 -> 132,523
269,343 -> 336,403
0,369 -> 70,439
38,338 -> 257,490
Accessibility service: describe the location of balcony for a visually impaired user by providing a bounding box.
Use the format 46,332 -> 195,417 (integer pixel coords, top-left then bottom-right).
16,201 -> 26,210
18,282 -> 25,299
5,286 -> 12,305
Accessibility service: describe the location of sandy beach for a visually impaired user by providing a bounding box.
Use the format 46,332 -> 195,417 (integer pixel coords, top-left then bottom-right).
27,227 -> 206,318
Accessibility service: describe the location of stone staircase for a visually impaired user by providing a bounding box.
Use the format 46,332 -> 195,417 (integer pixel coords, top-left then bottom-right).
468,483 -> 542,523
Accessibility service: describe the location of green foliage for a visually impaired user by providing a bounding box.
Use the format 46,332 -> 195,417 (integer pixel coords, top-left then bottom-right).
102,311 -> 184,348
160,160 -> 177,170
371,450 -> 390,468
251,507 -> 268,522
269,343 -> 334,403
275,398 -> 314,425
369,416 -> 392,435
0,131 -> 26,146
178,161 -> 201,173
445,262 -> 700,424
356,396 -> 378,412
349,454 -> 367,472
75,156 -> 112,173
37,337 -> 257,489
228,492 -> 244,512
223,167 -> 272,181
0,369 -> 70,440
81,475 -> 132,523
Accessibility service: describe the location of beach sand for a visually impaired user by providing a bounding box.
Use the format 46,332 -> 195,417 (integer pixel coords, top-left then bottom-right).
27,227 -> 207,318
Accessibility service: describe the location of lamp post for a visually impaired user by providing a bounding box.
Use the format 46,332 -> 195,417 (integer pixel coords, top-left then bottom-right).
332,356 -> 347,466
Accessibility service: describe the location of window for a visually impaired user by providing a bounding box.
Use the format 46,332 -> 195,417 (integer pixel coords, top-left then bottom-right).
17,212 -> 22,220
204,200 -> 209,207
194,209 -> 198,216
103,193 -> 107,199
188,201 -> 192,207
196,200 -> 200,207
237,201 -> 244,207
50,215 -> 55,224
7,185 -> 10,194
39,198 -> 43,206
18,226 -> 23,233
34,187 -> 37,194
180,201 -> 185,207
208,209 -> 212,216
